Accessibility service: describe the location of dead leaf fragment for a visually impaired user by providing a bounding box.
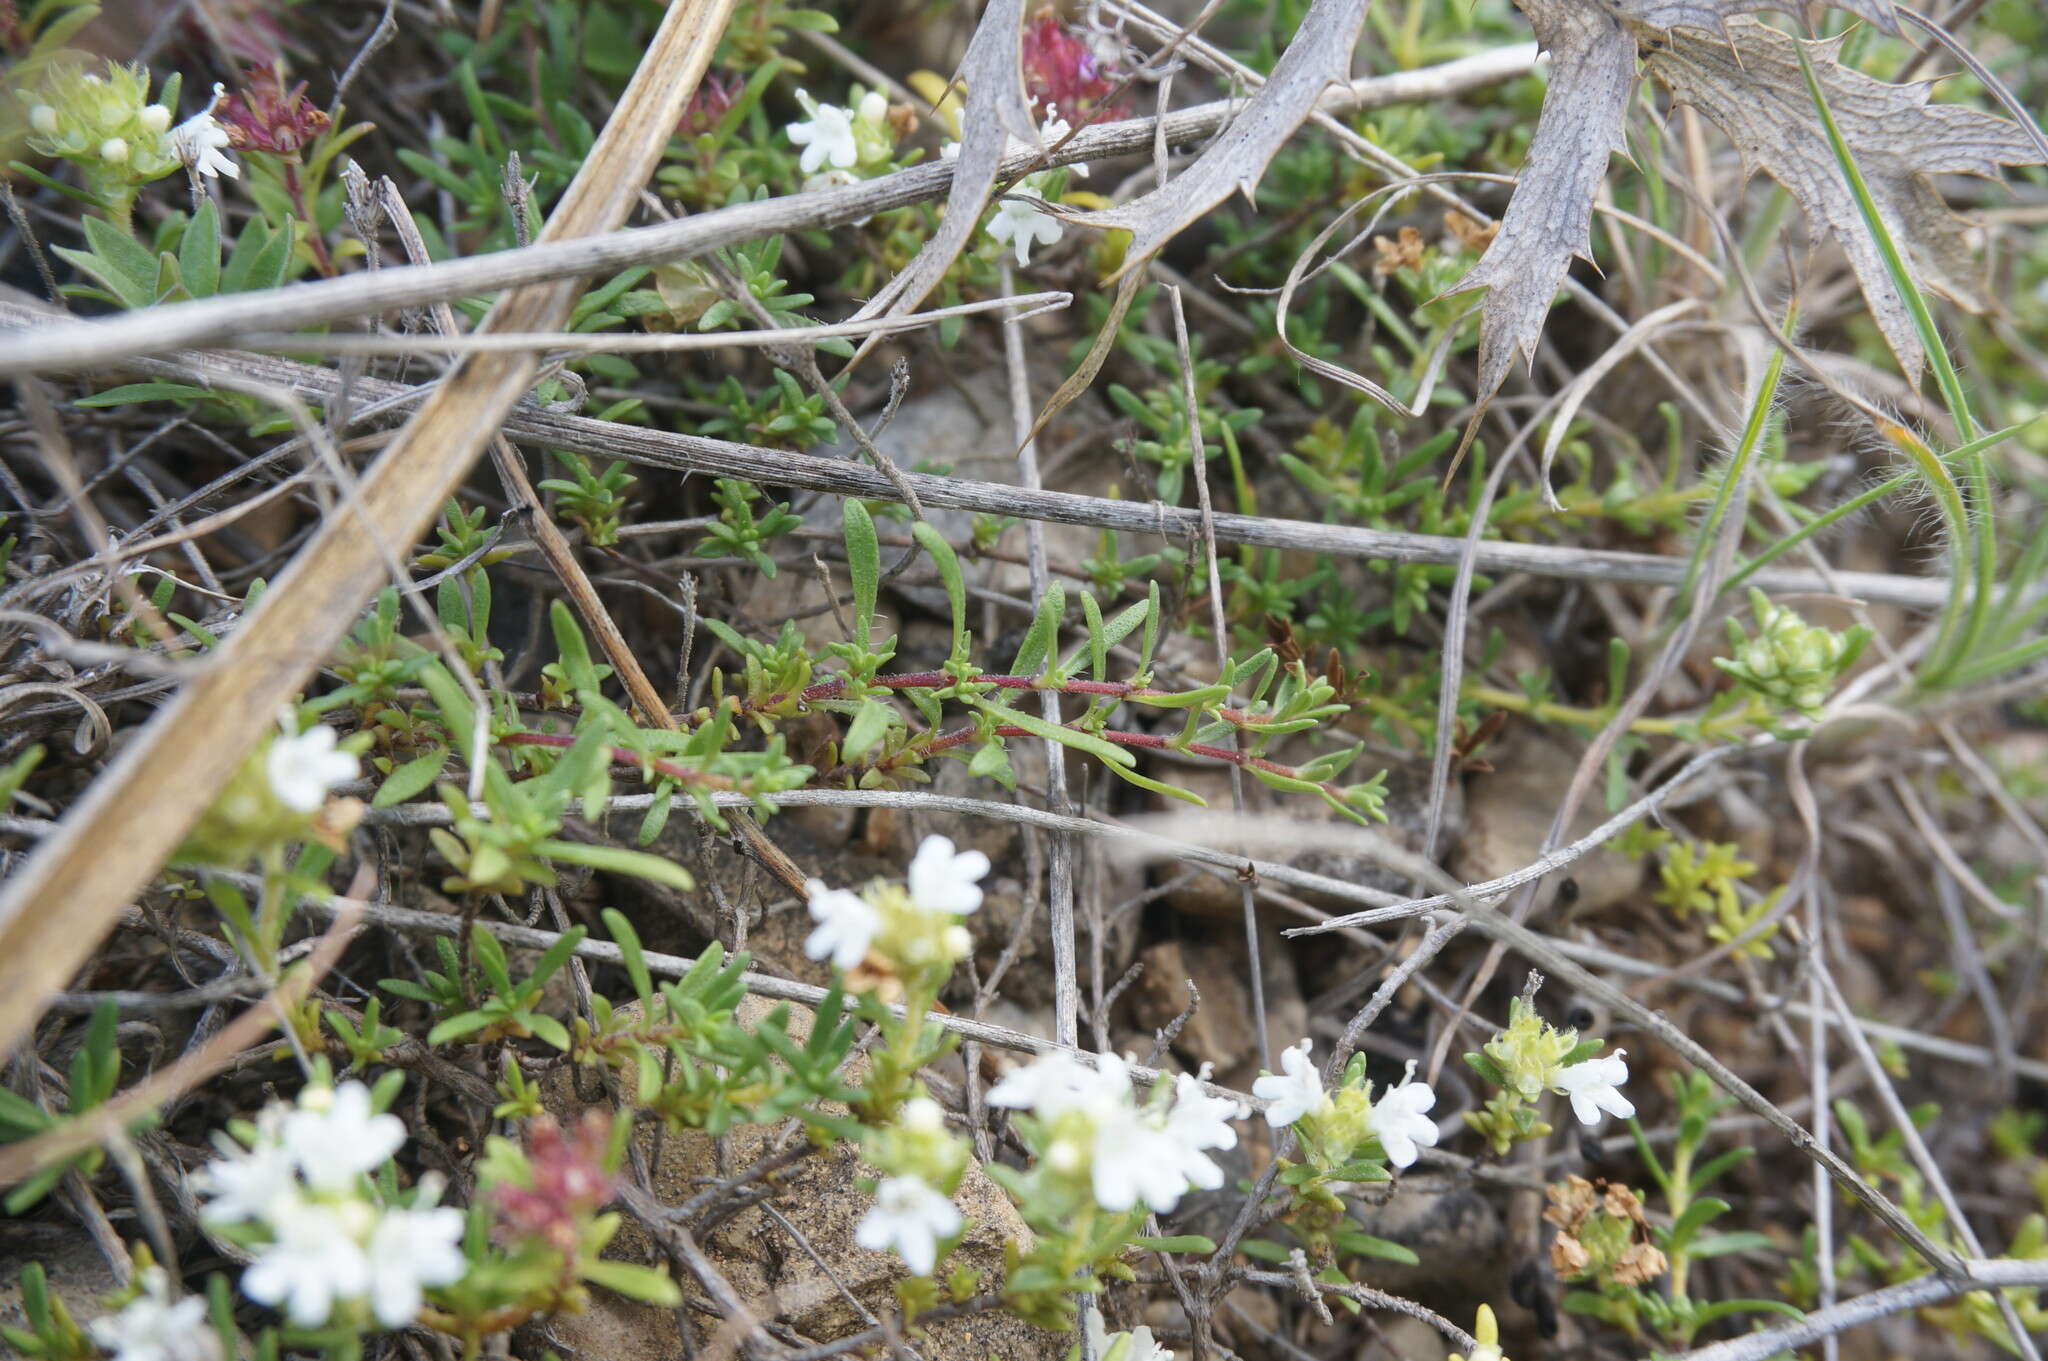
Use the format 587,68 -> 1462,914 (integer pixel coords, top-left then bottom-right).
1645,18 -> 2042,382
1373,225 -> 1429,274
1448,0 -> 1920,398
1446,0 -> 1638,399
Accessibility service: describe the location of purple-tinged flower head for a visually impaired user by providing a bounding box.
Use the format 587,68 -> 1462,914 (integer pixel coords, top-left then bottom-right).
217,67 -> 329,157
494,1112 -> 616,1254
1021,7 -> 1127,126
679,73 -> 742,138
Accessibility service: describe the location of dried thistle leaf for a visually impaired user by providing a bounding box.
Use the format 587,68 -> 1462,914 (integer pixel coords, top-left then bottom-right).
848,0 -> 1036,330
1626,0 -> 1895,34
1066,0 -> 1370,280
1448,0 -> 1904,398
1645,18 -> 2041,381
1445,0 -> 1638,399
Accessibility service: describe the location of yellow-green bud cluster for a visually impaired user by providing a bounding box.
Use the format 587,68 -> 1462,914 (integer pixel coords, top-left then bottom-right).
1481,997 -> 1580,1102
1714,588 -> 1870,719
863,1096 -> 969,1195
21,59 -> 185,184
869,882 -> 975,973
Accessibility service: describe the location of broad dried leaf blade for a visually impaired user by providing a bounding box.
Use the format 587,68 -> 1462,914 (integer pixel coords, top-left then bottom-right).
1450,0 -> 1906,398
1626,0 -> 1896,34
1646,18 -> 2042,381
1068,0 -> 1371,280
1446,0 -> 1637,399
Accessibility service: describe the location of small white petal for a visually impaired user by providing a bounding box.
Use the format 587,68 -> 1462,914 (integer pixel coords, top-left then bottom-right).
1552,1050 -> 1635,1127
1252,1039 -> 1324,1129
281,1081 -> 405,1189
266,721 -> 357,813
855,1175 -> 960,1275
365,1203 -> 468,1326
803,879 -> 879,970
906,834 -> 989,915
1365,1065 -> 1439,1170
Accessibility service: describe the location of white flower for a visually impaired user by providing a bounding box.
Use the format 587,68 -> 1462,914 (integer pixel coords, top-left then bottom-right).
787,90 -> 857,174
139,104 -> 171,134
194,1113 -> 297,1224
266,716 -> 357,813
854,1174 -> 961,1275
1552,1050 -> 1636,1126
1253,1039 -> 1327,1129
89,1268 -> 221,1361
1365,1063 -> 1439,1169
804,879 -> 880,969
902,1096 -> 947,1134
364,1197 -> 468,1326
240,1200 -> 372,1327
906,835 -> 989,915
100,138 -> 129,164
169,101 -> 238,181
1161,1072 -> 1243,1193
29,105 -> 59,136
855,90 -> 889,128
1091,1113 -> 1197,1213
280,1081 -> 405,1191
986,1049 -> 1124,1119
992,1053 -> 1240,1214
1084,1303 -> 1174,1361
985,181 -> 1063,267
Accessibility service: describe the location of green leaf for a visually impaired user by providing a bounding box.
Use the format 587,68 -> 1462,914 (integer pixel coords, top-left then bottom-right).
73,214 -> 164,308
1689,1230 -> 1776,1259
984,700 -> 1134,768
911,522 -> 967,661
1132,1235 -> 1217,1254
536,838 -> 694,890
842,698 -> 893,761
523,1012 -> 571,1051
222,217 -> 291,294
842,500 -> 879,641
180,198 -> 221,298
74,381 -> 213,408
373,747 -> 450,808
1331,1230 -> 1419,1265
550,601 -> 602,697
603,908 -> 654,1005
579,1259 -> 684,1307
1009,584 -> 1065,677
427,1011 -> 496,1046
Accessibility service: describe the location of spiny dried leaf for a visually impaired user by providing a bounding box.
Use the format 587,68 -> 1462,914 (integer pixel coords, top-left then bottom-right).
1065,0 -> 1370,278
1626,0 -> 1895,34
1646,18 -> 2041,381
1445,0 -> 1637,399
848,0 -> 1036,332
1449,0 -> 1901,399
1027,0 -> 1369,441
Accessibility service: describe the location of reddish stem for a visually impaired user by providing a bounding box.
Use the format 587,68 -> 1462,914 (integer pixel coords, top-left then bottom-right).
501,731 -> 735,790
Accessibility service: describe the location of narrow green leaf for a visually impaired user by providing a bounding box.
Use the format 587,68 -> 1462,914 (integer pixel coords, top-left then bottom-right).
842,500 -> 879,642
180,198 -> 221,298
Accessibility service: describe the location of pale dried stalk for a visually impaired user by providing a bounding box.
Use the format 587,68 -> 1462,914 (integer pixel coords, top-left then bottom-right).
0,300 -> 1955,611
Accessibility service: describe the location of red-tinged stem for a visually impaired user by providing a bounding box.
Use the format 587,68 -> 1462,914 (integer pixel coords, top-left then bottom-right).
501,731 -> 736,790
283,161 -> 336,278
